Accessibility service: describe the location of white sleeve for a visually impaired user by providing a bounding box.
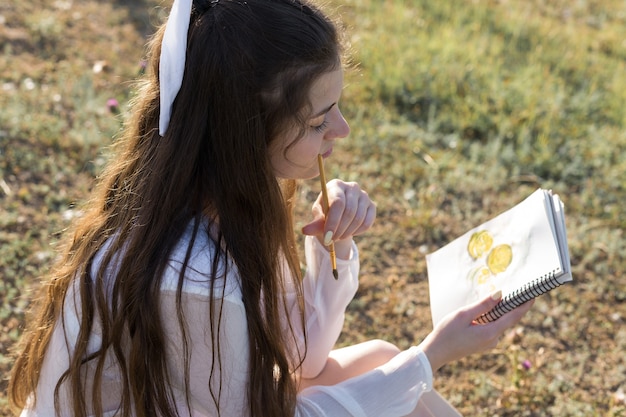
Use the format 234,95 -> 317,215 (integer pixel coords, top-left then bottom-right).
297,235 -> 360,378
292,237 -> 435,416
296,347 -> 433,417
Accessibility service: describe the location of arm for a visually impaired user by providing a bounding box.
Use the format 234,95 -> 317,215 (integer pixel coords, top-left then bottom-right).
292,294 -> 534,417
295,235 -> 360,379
297,180 -> 375,378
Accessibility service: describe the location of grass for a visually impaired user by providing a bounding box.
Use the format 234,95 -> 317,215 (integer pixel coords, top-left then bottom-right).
1,0 -> 625,415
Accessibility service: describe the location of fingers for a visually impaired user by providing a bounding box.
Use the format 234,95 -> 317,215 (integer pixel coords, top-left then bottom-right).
303,180 -> 376,241
322,180 -> 376,241
461,290 -> 533,328
463,293 -> 534,346
469,294 -> 535,349
490,298 -> 535,331
461,290 -> 504,324
422,294 -> 535,371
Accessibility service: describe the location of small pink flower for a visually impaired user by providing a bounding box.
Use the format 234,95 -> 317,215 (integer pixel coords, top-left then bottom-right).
522,359 -> 532,370
107,98 -> 119,114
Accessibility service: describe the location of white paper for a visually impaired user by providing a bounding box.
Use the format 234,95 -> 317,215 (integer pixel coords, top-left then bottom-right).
426,189 -> 571,327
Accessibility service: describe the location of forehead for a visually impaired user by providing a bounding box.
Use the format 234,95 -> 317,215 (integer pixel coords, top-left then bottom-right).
308,68 -> 344,113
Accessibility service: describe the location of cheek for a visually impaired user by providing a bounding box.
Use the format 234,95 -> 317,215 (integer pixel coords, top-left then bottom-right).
271,137 -> 322,179
288,138 -> 320,162
284,143 -> 318,172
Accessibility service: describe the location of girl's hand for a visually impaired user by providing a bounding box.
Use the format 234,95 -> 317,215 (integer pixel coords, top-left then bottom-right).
419,291 -> 534,372
301,179 -> 376,258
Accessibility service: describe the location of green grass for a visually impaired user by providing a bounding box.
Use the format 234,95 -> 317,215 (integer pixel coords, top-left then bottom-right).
1,0 -> 625,415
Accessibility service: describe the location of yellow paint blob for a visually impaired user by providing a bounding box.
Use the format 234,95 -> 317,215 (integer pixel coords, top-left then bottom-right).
467,230 -> 493,259
469,265 -> 492,285
487,244 -> 513,274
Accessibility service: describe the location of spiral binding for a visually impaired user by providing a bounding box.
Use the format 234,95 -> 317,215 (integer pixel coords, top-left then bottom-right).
474,269 -> 563,324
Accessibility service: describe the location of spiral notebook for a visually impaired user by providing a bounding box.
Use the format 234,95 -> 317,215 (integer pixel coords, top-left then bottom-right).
426,188 -> 572,326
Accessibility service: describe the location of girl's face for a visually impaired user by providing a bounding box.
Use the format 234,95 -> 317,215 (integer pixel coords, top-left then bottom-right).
270,68 -> 350,179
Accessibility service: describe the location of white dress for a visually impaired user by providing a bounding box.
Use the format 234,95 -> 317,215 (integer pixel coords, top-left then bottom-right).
21,220 -> 438,417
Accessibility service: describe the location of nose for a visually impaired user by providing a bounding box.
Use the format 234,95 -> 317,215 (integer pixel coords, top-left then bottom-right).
328,107 -> 350,140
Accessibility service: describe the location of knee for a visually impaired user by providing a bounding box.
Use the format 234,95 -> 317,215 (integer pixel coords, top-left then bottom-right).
364,339 -> 401,363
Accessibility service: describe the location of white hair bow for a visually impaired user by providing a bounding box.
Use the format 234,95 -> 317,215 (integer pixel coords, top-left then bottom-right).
159,0 -> 193,136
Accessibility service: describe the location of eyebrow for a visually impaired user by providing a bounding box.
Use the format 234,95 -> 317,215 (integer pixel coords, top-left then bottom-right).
311,103 -> 336,119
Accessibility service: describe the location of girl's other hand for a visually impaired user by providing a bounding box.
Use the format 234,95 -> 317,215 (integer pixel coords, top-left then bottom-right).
301,179 -> 376,258
419,291 -> 534,372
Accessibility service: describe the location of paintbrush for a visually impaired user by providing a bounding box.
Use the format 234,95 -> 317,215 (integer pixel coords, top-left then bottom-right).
317,154 -> 338,280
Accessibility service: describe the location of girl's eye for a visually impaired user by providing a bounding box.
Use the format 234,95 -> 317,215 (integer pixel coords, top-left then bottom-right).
312,120 -> 328,133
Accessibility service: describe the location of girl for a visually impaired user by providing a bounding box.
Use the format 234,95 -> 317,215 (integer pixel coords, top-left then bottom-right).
9,0 -> 533,416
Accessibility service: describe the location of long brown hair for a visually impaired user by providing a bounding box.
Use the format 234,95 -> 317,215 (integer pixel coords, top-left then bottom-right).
9,0 -> 341,416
